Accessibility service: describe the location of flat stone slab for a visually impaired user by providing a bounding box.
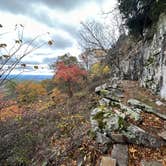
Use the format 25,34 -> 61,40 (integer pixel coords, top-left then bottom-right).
100,156 -> 116,166
111,134 -> 126,143
111,144 -> 128,166
122,125 -> 166,148
128,99 -> 166,120
140,160 -> 163,166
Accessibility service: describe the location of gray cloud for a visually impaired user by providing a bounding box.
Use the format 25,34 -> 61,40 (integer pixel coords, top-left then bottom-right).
32,10 -> 78,38
24,32 -> 73,50
0,0 -> 100,13
0,1 -> 28,14
0,0 -> 100,39
0,0 -> 103,67
21,60 -> 43,65
52,34 -> 74,49
37,0 -> 87,11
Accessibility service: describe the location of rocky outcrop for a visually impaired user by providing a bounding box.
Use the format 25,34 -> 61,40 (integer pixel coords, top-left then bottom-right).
91,83 -> 166,149
141,13 -> 166,99
111,13 -> 166,99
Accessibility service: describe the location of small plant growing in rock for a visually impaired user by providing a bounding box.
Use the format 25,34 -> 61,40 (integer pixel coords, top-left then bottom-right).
100,89 -> 110,96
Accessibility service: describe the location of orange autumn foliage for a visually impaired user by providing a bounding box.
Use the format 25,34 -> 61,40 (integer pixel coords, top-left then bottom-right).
16,81 -> 47,103
0,104 -> 23,121
50,88 -> 67,105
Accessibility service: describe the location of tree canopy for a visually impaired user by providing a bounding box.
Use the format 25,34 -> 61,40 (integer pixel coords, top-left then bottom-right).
55,62 -> 87,97
118,0 -> 166,36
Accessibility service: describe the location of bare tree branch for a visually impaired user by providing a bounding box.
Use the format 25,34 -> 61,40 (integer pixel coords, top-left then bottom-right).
0,25 -> 53,86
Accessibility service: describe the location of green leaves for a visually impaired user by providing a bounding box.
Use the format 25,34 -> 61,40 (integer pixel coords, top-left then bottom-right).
118,0 -> 165,37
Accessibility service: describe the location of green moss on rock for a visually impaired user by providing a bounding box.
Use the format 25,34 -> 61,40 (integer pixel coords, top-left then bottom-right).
93,111 -> 106,129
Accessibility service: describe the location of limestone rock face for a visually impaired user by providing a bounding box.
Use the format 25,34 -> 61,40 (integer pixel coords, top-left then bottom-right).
113,13 -> 166,99
141,13 -> 166,99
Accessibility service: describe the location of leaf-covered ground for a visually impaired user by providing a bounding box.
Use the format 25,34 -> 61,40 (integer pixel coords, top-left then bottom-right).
0,80 -> 166,165
120,81 -> 166,166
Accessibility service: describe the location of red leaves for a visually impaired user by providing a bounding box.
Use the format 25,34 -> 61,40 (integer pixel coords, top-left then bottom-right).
56,62 -> 87,83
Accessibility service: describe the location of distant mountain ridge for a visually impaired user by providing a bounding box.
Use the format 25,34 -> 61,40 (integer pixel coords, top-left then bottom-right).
5,74 -> 53,81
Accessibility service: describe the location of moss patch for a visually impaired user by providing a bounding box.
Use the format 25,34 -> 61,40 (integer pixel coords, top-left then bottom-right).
100,89 -> 110,96
93,111 -> 106,130
118,116 -> 128,131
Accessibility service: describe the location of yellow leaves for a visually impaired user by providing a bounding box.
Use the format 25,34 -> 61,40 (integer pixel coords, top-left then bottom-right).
90,62 -> 110,79
129,147 -> 137,159
16,81 -> 47,104
50,88 -> 66,104
91,62 -> 101,76
103,65 -> 110,74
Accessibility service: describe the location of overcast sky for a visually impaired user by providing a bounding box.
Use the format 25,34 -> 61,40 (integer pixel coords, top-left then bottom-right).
0,0 -> 117,75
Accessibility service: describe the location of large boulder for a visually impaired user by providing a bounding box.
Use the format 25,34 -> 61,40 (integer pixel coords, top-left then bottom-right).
128,99 -> 166,120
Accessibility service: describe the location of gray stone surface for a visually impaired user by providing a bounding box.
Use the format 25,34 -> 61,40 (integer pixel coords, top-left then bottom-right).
90,108 -> 102,132
140,160 -> 163,166
105,114 -> 122,131
111,134 -> 126,143
120,103 -> 142,122
122,125 -> 166,148
128,99 -> 166,120
96,132 -> 110,144
99,98 -> 110,107
95,83 -> 109,94
111,144 -> 128,166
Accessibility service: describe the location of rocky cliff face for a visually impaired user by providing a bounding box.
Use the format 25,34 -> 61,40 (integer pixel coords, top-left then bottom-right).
115,13 -> 166,99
